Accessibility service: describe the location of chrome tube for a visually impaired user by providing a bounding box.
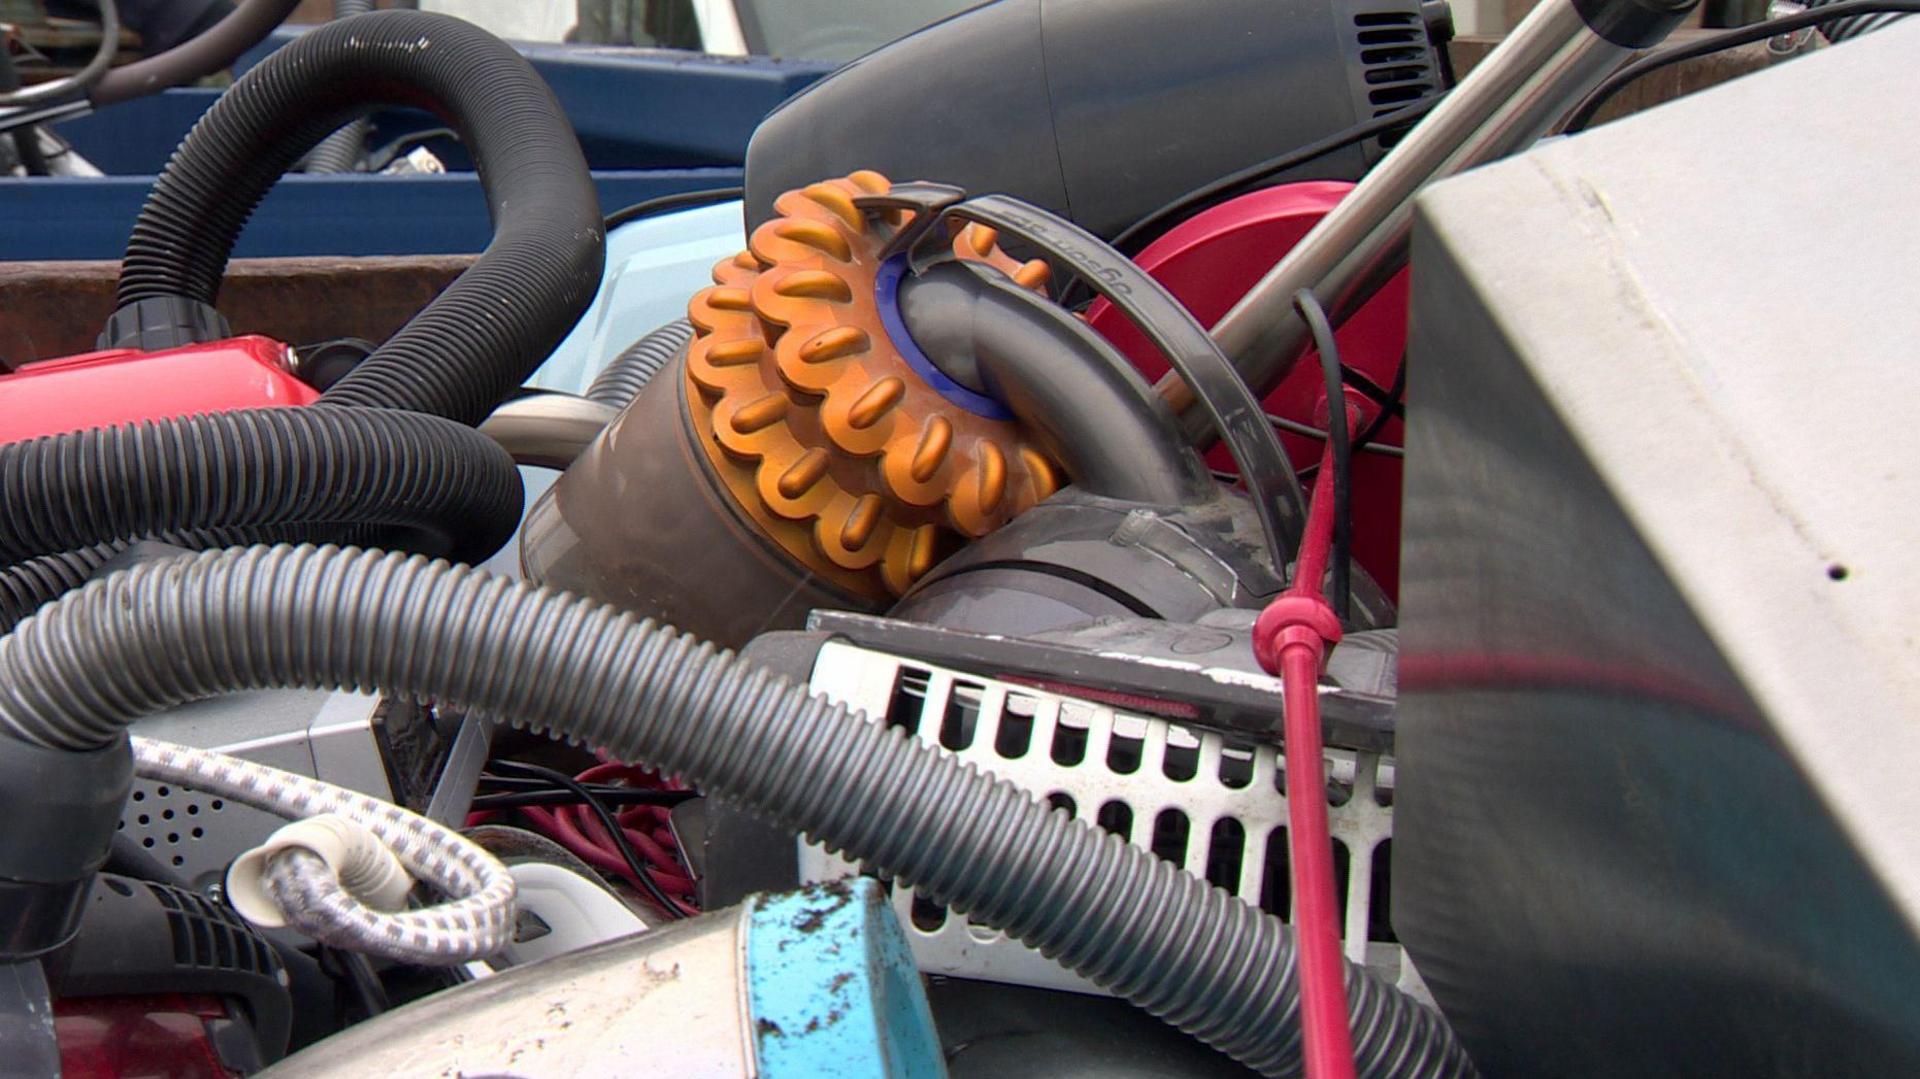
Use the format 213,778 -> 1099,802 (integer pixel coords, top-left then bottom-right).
479,393 -> 618,470
1166,0 -> 1692,440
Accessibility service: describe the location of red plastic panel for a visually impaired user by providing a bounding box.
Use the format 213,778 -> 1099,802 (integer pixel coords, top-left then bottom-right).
0,336 -> 318,445
55,994 -> 238,1079
1086,182 -> 1408,597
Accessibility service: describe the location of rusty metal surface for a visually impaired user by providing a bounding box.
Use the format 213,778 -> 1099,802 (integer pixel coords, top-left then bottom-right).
0,255 -> 474,369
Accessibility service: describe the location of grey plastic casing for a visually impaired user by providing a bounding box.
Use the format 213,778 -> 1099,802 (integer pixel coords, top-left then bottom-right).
744,0 -> 1448,240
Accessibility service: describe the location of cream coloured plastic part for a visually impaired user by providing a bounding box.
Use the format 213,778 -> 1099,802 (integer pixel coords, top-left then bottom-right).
226,813 -> 415,930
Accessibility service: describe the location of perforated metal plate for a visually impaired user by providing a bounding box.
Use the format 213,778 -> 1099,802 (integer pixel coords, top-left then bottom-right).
120,690 -> 488,889
799,640 -> 1421,997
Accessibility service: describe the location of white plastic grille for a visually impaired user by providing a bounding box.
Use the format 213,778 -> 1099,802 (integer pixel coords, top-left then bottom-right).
799,641 -> 1419,997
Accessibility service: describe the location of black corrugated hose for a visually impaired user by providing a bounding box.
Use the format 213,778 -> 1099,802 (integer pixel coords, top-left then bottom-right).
0,544 -> 1476,1079
305,0 -> 376,173
584,319 -> 693,409
0,528 -> 279,635
0,409 -> 521,616
2,11 -> 609,623
113,9 -> 605,425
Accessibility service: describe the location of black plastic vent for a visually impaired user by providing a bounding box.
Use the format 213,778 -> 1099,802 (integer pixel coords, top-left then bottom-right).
149,880 -> 280,977
1346,6 -> 1442,151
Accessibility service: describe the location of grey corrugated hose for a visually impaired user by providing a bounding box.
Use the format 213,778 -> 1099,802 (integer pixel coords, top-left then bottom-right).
0,544 -> 1476,1079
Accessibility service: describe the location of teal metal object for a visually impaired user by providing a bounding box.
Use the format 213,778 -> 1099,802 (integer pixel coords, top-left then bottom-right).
529,199 -> 746,396
745,878 -> 946,1079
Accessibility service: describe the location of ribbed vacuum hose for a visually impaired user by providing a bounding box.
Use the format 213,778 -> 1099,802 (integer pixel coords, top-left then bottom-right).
305,0 -> 376,173
0,409 -> 522,567
114,11 -> 604,425
0,527 -> 316,633
584,319 -> 692,409
0,549 -> 97,635
0,545 -> 1474,1079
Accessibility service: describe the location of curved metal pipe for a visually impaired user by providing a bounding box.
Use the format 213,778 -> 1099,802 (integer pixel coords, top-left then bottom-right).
897,260 -> 1213,508
480,393 -> 618,470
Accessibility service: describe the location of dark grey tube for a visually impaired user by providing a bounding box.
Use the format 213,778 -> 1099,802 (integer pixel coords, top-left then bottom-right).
898,260 -> 1214,508
0,544 -> 1474,1079
585,319 -> 694,410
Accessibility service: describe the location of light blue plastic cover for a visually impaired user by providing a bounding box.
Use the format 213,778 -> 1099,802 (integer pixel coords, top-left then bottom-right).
745,879 -> 946,1079
529,200 -> 747,396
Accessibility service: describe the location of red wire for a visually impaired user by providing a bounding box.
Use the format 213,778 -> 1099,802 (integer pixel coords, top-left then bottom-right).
495,757 -> 702,915
1255,440 -> 1358,1079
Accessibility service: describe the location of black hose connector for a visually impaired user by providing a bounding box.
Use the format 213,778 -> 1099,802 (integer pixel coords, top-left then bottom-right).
0,409 -> 522,568
0,736 -> 130,960
584,319 -> 693,410
112,10 -> 604,425
0,545 -> 1476,1079
897,259 -> 1214,508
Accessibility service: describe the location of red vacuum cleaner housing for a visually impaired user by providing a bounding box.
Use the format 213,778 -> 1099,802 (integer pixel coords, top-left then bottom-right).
0,335 -> 316,445
1087,181 -> 1410,597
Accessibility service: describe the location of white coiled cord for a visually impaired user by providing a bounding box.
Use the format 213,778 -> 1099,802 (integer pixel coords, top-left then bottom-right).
132,736 -> 516,964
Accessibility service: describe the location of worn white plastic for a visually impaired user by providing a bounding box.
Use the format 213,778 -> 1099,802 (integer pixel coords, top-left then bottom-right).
798,641 -> 1416,997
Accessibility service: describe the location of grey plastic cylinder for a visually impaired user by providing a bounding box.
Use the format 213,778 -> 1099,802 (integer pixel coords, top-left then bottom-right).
745,0 -> 1444,241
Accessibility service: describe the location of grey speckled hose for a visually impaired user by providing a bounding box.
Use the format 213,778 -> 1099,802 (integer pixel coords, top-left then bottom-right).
0,544 -> 1473,1079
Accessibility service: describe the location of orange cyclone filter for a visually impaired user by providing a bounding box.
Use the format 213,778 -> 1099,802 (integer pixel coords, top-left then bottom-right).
684,171 -> 1062,599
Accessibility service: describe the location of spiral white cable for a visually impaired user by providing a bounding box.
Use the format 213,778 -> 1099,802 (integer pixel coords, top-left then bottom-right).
132,736 -> 516,964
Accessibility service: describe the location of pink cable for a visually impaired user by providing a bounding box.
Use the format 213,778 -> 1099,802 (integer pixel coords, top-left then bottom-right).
1254,440 -> 1358,1079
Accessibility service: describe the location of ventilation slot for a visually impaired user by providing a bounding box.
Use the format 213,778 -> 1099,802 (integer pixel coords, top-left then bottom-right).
797,643 -> 1405,994
148,882 -> 283,976
939,680 -> 985,751
887,666 -> 933,735
1351,8 -> 1439,149
996,694 -> 1039,759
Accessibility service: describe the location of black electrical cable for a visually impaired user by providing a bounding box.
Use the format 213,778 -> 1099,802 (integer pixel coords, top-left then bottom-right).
1296,357 -> 1406,483
318,945 -> 389,1019
1562,0 -> 1920,132
1109,96 -> 1444,258
1295,289 -> 1352,624
604,186 -> 745,230
471,787 -> 697,810
1351,355 -> 1406,452
486,760 -> 688,918
1340,365 -> 1403,415
1268,413 -> 1405,457
0,0 -> 119,110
